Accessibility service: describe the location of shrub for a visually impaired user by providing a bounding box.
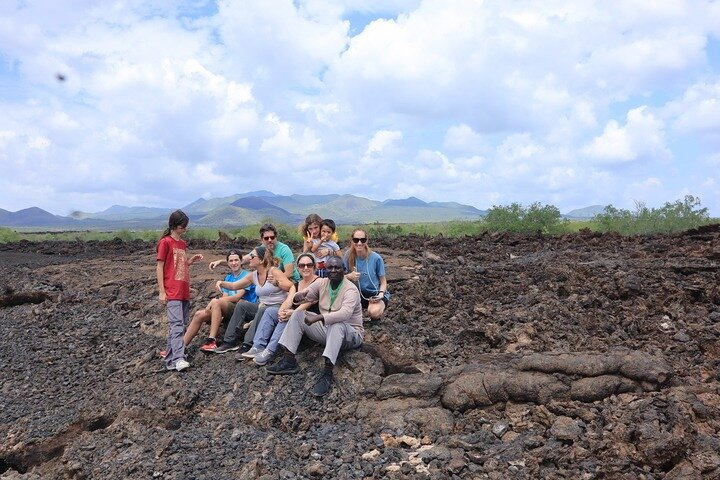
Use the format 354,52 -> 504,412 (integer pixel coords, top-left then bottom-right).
592,195 -> 710,234
483,202 -> 567,234
0,227 -> 21,243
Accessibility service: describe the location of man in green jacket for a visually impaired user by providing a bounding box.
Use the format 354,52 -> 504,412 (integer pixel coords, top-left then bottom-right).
266,256 -> 363,397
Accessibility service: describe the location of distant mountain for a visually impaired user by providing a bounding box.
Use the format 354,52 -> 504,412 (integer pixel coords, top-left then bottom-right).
0,207 -> 73,227
564,205 -> 605,219
183,195 -> 244,215
1,191 -> 487,229
382,197 -> 427,207
230,197 -> 301,224
91,205 -> 172,220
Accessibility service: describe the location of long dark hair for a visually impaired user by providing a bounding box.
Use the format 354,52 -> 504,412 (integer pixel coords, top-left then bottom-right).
161,210 -> 189,238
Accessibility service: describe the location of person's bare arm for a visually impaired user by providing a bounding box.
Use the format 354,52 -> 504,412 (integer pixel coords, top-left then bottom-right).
156,261 -> 166,303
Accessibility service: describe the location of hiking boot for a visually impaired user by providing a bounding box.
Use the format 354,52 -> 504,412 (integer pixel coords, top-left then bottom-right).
214,342 -> 239,354
199,338 -> 218,353
253,348 -> 276,366
266,355 -> 299,375
312,369 -> 333,397
241,346 -> 263,359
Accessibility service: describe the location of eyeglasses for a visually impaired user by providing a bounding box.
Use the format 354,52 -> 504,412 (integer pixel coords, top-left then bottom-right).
263,235 -> 276,241
352,237 -> 367,244
298,262 -> 314,269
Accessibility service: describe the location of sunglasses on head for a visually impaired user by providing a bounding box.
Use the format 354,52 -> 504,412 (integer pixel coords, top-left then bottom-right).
298,262 -> 315,268
352,237 -> 367,244
263,235 -> 276,241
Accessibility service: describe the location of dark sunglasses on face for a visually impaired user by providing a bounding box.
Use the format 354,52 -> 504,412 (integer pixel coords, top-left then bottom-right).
352,237 -> 367,244
248,252 -> 257,259
325,265 -> 343,271
263,235 -> 276,241
298,262 -> 315,268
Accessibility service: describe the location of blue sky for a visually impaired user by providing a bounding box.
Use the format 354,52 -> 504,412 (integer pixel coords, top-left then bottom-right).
1,0 -> 719,216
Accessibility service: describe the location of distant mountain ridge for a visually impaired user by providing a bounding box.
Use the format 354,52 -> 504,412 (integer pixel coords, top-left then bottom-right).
0,193 -> 597,229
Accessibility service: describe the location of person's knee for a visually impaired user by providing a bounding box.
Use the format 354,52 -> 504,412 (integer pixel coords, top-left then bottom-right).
368,304 -> 385,320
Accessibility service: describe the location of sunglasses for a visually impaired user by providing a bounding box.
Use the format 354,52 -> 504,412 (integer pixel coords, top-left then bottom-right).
298,262 -> 315,269
352,237 -> 367,244
263,235 -> 276,241
248,252 -> 258,259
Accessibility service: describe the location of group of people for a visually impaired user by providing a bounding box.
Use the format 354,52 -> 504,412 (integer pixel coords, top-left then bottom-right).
155,210 -> 390,396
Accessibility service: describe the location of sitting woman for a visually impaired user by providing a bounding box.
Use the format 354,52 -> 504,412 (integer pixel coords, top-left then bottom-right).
213,245 -> 293,355
241,253 -> 320,365
343,228 -> 390,320
183,250 -> 257,352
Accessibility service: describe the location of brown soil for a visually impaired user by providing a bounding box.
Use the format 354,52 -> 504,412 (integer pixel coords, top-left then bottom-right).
1,228 -> 720,479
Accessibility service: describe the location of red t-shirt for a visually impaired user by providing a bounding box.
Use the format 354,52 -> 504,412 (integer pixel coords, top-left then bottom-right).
156,236 -> 190,301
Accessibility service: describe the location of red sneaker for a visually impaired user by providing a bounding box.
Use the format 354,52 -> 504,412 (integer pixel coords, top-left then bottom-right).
200,338 -> 218,353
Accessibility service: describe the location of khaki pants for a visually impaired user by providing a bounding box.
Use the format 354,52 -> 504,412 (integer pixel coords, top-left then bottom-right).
278,310 -> 363,364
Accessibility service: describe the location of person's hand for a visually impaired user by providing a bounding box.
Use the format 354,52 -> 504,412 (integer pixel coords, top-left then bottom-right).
215,280 -> 224,292
304,313 -> 323,325
293,290 -> 308,304
316,247 -> 328,258
346,267 -> 360,282
209,260 -> 221,270
190,253 -> 204,264
278,307 -> 293,320
158,291 -> 167,304
267,270 -> 277,286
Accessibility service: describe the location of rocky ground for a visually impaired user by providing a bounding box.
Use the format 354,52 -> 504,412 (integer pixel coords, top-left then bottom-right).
1,227 -> 720,479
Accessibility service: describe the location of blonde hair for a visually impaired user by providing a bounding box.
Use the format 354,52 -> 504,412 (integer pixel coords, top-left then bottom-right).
346,228 -> 372,270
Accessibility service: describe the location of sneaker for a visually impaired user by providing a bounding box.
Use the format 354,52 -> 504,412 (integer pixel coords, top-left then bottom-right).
266,355 -> 299,375
234,344 -> 252,361
199,338 -> 218,353
312,369 -> 333,397
241,346 -> 263,359
214,342 -> 239,354
175,359 -> 190,371
253,348 -> 276,366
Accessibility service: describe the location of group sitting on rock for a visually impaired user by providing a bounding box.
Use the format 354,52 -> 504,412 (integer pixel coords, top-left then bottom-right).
158,214 -> 390,397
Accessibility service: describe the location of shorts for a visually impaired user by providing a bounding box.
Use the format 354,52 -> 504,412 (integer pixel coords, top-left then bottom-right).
360,292 -> 389,309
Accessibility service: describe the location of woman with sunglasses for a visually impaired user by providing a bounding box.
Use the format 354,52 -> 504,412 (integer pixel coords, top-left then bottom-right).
213,245 -> 293,354
344,228 -> 389,320
182,250 -> 257,352
241,253 -> 320,365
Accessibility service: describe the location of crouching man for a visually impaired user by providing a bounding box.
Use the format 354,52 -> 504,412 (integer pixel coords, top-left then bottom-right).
266,256 -> 363,397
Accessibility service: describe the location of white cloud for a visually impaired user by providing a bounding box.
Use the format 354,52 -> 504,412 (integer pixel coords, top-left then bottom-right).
582,107 -> 670,164
667,80 -> 720,134
0,0 -> 719,216
366,130 -> 402,155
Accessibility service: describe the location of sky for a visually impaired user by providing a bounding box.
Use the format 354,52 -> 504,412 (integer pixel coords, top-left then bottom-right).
1,0 -> 719,216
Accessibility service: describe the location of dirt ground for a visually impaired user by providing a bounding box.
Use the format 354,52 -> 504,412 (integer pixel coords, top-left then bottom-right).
1,227 -> 720,479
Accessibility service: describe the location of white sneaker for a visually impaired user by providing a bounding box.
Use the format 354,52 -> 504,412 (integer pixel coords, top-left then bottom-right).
175,359 -> 190,371
241,346 -> 263,359
253,348 -> 276,366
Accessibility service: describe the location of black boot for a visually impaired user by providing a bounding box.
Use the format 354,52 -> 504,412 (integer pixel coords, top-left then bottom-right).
312,358 -> 334,397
